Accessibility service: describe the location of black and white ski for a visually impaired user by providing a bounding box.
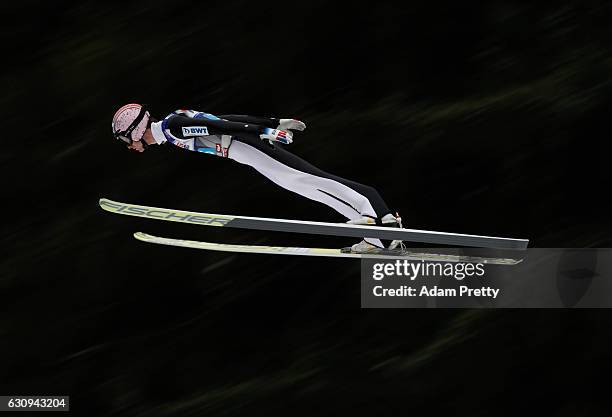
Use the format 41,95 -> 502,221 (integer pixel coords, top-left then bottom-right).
100,198 -> 529,250
133,232 -> 523,265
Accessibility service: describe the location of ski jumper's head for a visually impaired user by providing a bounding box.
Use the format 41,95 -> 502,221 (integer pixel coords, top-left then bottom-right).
111,104 -> 156,152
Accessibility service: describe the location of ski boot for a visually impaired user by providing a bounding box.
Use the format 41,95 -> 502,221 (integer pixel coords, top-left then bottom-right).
343,212 -> 404,254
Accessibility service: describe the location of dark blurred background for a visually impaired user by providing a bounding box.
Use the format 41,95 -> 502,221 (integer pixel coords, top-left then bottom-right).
2,1 -> 612,415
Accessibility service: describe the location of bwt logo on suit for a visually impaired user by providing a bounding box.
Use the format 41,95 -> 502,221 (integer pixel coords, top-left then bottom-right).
182,126 -> 209,136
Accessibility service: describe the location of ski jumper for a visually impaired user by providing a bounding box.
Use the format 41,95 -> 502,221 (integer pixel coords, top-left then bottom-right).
149,110 -> 392,224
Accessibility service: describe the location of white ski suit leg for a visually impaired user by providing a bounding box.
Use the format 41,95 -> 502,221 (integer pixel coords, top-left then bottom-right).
228,137 -> 391,247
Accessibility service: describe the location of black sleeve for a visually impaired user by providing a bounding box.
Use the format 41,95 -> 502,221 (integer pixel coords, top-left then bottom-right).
219,115 -> 279,129
165,115 -> 267,138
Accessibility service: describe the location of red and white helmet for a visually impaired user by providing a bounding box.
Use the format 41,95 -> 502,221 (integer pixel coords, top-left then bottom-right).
111,103 -> 150,145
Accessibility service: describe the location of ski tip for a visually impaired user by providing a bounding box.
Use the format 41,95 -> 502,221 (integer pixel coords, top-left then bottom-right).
133,232 -> 150,241
98,197 -> 113,211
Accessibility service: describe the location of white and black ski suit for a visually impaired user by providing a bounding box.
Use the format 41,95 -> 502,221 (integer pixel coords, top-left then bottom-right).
150,110 -> 393,224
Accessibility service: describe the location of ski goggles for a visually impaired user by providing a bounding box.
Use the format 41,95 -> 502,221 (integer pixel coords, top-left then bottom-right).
112,105 -> 150,146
